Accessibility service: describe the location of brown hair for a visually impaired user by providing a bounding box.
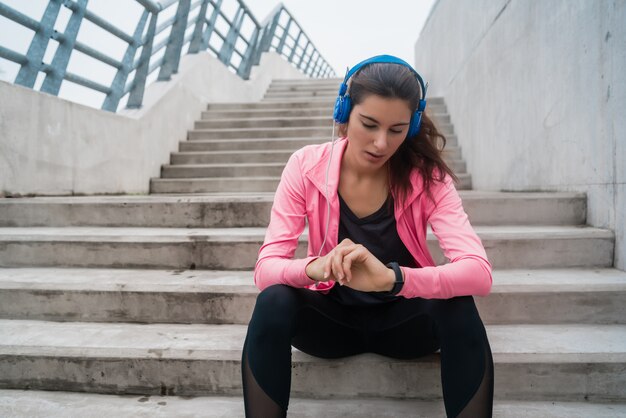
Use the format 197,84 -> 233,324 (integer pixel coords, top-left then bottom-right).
338,62 -> 459,209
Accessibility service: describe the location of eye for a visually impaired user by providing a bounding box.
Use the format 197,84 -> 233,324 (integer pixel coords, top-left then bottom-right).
362,123 -> 376,129
390,129 -> 403,134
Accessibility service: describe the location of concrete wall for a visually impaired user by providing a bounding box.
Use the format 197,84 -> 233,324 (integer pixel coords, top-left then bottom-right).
0,51 -> 306,197
414,0 -> 625,270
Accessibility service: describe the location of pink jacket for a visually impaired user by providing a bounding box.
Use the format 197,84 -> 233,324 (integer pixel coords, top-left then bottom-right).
253,136 -> 493,299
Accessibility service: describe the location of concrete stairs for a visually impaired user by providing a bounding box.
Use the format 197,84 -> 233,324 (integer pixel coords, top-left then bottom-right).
0,78 -> 625,417
150,78 -> 471,194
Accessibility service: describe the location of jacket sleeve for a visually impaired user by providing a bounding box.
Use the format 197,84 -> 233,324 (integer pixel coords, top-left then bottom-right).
253,149 -> 320,291
397,173 -> 493,299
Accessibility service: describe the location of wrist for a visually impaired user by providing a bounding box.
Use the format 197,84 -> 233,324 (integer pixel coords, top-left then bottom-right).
305,257 -> 320,281
384,261 -> 404,294
383,267 -> 396,291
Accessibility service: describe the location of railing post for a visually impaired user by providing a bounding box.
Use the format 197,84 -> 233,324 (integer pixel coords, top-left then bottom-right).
276,18 -> 291,55
312,56 -> 323,77
288,30 -> 302,62
312,55 -> 322,77
304,50 -> 317,75
253,16 -> 277,66
218,5 -> 244,66
126,11 -> 158,109
297,40 -> 310,69
237,25 -> 259,79
14,0 -> 62,88
102,9 -> 149,112
200,0 -> 222,50
188,0 -> 209,54
41,0 -> 88,96
158,0 -> 191,81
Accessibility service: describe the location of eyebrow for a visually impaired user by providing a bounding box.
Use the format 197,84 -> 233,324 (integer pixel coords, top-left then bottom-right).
359,113 -> 410,126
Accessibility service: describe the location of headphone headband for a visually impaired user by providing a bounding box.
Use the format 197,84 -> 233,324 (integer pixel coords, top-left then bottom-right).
342,55 -> 428,104
333,54 -> 429,139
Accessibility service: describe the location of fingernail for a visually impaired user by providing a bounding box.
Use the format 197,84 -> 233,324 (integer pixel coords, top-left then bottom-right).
323,271 -> 328,279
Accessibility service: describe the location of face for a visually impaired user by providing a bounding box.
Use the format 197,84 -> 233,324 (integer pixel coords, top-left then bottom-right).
344,94 -> 412,173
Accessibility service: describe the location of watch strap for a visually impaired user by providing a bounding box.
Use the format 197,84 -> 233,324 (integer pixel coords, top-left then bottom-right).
385,261 -> 404,295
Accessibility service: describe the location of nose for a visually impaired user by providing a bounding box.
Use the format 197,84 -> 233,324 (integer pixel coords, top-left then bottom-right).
373,130 -> 390,152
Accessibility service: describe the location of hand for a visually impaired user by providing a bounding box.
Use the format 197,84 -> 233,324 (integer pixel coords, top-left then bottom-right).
306,239 -> 395,292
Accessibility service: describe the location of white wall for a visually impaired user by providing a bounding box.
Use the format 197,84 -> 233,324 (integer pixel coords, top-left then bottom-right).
414,0 -> 625,270
0,51 -> 306,197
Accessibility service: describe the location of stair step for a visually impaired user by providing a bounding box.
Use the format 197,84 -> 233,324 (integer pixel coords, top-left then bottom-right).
264,90 -> 338,98
195,116 -> 335,129
149,174 -> 473,193
170,147 -> 464,163
193,117 -> 455,134
204,99 -> 449,112
267,85 -> 341,92
0,191 -> 586,227
179,137 -> 328,151
262,95 -> 337,102
0,320 -> 624,400
270,78 -> 343,85
1,389 -> 625,418
0,225 -> 613,269
160,160 -> 467,178
267,84 -> 340,91
162,160 -> 465,177
161,163 -> 286,178
206,100 -> 337,110
205,101 -> 447,114
201,107 -> 333,118
268,82 -> 342,89
0,267 -> 623,324
178,135 -> 459,152
200,108 -> 452,124
188,126 -> 340,139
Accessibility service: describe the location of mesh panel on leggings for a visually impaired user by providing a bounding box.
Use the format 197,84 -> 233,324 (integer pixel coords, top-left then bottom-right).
242,337 -> 286,418
456,339 -> 494,418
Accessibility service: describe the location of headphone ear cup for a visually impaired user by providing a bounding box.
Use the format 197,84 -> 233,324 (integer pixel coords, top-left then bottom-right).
406,111 -> 422,139
333,94 -> 352,124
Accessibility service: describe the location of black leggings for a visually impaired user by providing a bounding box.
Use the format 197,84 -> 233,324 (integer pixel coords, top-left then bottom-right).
241,284 -> 494,417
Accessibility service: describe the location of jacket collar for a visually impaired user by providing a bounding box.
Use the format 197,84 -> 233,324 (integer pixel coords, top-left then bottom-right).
304,136 -> 425,217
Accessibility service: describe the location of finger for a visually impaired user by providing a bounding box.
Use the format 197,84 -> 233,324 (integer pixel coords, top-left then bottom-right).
342,246 -> 366,269
331,252 -> 345,283
324,251 -> 341,283
339,245 -> 363,284
339,244 -> 363,282
338,238 -> 354,247
342,257 -> 352,282
327,243 -> 359,284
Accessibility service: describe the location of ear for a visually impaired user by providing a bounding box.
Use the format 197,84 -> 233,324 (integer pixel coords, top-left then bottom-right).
338,123 -> 348,138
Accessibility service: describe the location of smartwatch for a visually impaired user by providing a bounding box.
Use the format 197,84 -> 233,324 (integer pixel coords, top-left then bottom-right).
385,261 -> 404,295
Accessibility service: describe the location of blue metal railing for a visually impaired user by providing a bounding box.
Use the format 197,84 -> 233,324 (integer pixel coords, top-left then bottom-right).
0,0 -> 336,112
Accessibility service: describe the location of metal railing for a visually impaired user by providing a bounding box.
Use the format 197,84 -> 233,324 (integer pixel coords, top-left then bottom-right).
0,0 -> 336,112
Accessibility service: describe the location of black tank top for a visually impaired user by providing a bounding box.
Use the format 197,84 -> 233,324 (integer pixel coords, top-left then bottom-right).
327,191 -> 419,306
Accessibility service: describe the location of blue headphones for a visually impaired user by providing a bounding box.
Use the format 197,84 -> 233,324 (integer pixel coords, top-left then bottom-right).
333,54 -> 428,139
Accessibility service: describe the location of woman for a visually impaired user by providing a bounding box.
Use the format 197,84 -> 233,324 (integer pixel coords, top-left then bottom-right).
241,55 -> 494,417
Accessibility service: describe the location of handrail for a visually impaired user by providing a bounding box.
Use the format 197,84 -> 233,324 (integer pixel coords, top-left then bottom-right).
0,0 -> 336,112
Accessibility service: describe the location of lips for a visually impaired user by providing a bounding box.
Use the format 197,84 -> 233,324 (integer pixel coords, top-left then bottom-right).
366,151 -> 384,158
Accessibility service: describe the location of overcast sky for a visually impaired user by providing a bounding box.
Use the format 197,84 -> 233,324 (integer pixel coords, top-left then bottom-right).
0,0 -> 436,109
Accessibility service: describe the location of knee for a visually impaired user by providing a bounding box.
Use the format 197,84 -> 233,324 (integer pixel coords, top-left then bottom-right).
249,284 -> 299,332
256,283 -> 298,310
432,296 -> 485,335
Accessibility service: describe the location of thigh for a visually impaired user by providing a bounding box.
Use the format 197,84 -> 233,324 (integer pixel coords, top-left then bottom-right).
289,288 -> 369,359
364,298 -> 441,360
